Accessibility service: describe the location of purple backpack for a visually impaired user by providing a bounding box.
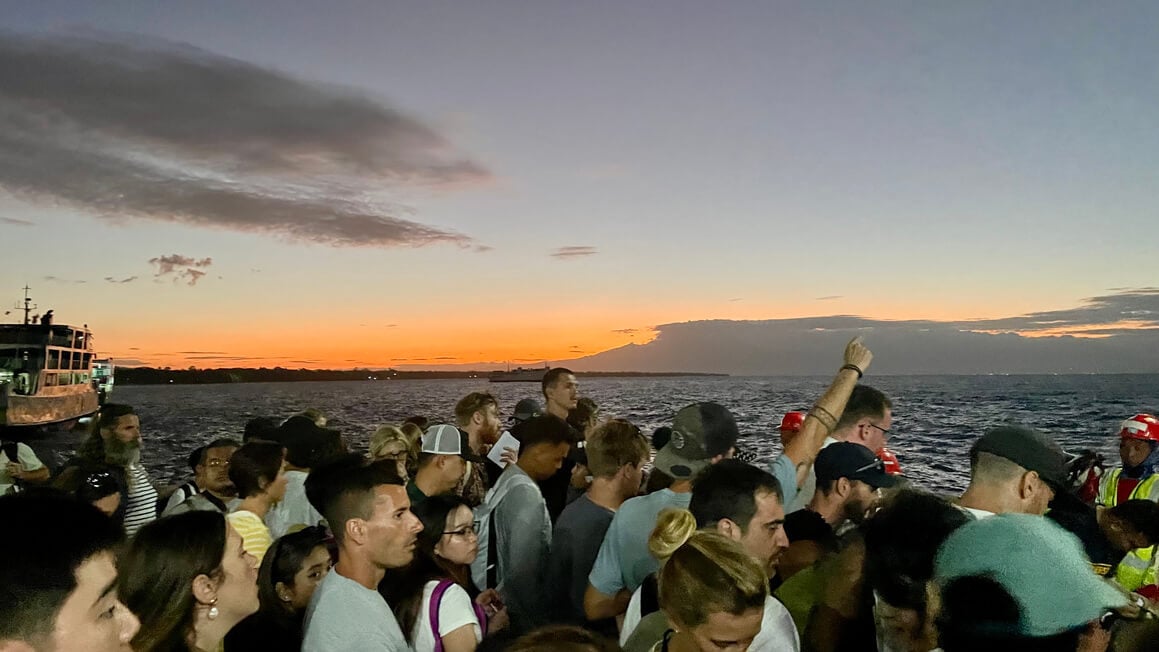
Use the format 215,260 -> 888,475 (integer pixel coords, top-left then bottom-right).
429,579 -> 488,652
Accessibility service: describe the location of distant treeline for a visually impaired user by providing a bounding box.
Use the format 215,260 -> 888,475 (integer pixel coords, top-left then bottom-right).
114,367 -> 726,385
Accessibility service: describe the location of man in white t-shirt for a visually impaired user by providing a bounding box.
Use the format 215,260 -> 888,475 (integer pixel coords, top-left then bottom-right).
302,454 -> 423,652
1,440 -> 49,495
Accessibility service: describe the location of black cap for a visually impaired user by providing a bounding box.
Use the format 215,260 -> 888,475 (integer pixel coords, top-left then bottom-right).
972,425 -> 1070,489
510,398 -> 543,423
815,442 -> 901,489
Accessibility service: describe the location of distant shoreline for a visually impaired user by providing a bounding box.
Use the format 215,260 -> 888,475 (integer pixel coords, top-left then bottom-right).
114,367 -> 729,386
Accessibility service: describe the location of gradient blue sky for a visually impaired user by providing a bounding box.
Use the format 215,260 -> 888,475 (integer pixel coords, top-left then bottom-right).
2,1 -> 1157,368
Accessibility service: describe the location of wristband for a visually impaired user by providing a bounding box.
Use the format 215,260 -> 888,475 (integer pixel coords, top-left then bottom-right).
840,363 -> 863,379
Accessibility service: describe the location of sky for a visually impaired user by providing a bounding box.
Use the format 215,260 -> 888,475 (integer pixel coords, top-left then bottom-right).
1,1 -> 1157,372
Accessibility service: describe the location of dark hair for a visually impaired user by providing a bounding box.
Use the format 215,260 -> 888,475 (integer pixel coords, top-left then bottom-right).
96,403 -> 136,430
382,494 -> 476,643
690,460 -> 783,533
566,397 -> 599,433
834,385 -> 892,431
864,490 -> 968,615
0,492 -> 124,644
783,509 -> 838,551
74,465 -> 128,525
454,392 -> 498,428
512,415 -> 574,458
403,415 -> 429,431
259,526 -> 330,619
244,417 -> 279,443
229,441 -> 285,499
507,625 -> 622,652
186,446 -> 206,472
541,367 -> 575,397
75,403 -> 137,464
305,455 -> 404,544
198,438 -> 241,466
119,511 -> 228,652
937,575 -> 1082,652
1108,499 -> 1159,544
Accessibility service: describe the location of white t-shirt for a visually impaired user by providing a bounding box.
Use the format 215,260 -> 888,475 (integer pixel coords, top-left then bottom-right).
621,588 -> 799,651
410,580 -> 483,652
303,569 -> 409,651
956,506 -> 995,520
0,443 -> 45,495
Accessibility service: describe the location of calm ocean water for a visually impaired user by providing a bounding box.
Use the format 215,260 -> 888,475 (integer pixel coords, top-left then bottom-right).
29,374 -> 1159,494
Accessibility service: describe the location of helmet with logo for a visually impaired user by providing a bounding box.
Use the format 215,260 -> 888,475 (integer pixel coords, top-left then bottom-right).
1118,414 -> 1159,443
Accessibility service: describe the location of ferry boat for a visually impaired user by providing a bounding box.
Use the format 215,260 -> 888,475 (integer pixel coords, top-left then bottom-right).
0,288 -> 100,427
488,365 -> 549,383
93,358 -> 115,402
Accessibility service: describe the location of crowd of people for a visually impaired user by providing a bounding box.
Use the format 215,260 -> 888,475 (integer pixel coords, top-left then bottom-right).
2,336 -> 1158,652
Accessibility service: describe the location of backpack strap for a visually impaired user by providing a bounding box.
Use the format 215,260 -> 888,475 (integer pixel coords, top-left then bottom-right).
640,573 -> 660,618
429,579 -> 455,652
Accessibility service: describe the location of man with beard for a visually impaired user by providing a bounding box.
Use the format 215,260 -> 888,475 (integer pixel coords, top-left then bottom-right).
453,392 -> 504,505
57,404 -> 157,536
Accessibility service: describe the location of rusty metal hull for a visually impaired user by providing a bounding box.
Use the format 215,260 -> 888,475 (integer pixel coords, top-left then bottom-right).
1,386 -> 100,427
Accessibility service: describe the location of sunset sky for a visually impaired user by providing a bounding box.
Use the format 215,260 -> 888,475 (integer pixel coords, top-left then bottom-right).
2,1 -> 1157,370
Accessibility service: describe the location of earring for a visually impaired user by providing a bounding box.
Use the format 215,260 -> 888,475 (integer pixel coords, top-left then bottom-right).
207,598 -> 219,620
279,592 -> 292,603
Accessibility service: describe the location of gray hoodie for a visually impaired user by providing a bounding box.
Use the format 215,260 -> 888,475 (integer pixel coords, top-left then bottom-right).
486,463 -> 552,634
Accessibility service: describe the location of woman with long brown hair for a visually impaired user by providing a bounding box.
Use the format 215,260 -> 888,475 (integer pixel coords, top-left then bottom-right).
119,511 -> 259,652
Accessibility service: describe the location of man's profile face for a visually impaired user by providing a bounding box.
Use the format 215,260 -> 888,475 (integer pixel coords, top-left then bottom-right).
739,490 -> 789,574
47,551 -> 140,652
546,375 -> 578,410
365,485 -> 423,569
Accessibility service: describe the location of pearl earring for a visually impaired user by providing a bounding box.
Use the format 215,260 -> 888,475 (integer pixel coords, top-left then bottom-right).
207,598 -> 219,620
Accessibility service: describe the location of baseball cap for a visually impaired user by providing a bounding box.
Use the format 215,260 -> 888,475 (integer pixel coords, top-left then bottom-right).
935,513 -> 1128,637
971,425 -> 1070,490
421,425 -> 483,462
815,442 -> 900,489
651,402 -> 739,480
780,411 -> 806,433
510,398 -> 543,424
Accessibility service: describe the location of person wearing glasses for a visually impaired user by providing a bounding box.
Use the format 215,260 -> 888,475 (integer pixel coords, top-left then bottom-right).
162,438 -> 240,516
787,384 -> 894,512
382,494 -> 509,652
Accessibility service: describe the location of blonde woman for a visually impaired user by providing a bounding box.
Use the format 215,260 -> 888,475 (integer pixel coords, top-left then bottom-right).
370,425 -> 417,481
628,508 -> 769,652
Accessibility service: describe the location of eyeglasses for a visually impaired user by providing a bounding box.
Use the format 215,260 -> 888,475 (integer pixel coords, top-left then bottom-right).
867,423 -> 893,439
443,522 -> 479,538
206,459 -> 230,468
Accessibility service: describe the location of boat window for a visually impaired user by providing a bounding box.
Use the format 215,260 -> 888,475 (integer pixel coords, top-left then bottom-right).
49,349 -> 60,369
43,372 -> 57,387
61,350 -> 71,370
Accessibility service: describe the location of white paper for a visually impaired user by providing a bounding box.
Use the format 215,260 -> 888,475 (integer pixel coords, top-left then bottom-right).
487,431 -> 521,468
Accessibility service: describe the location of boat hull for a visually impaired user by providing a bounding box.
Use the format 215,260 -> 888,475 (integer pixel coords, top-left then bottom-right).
1,385 -> 100,427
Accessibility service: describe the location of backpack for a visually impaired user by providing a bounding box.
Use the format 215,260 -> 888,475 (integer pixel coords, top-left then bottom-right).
470,469 -> 537,590
428,579 -> 487,652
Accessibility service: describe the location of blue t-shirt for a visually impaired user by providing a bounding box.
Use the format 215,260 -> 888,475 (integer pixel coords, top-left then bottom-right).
768,453 -> 799,511
588,489 -> 692,595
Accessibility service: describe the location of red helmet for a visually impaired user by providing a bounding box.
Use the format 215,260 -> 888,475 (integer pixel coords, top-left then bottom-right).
1118,414 -> 1159,443
780,411 -> 806,433
878,447 -> 903,476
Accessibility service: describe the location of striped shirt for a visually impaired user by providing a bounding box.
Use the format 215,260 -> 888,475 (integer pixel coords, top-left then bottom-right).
123,464 -> 159,537
228,510 -> 273,563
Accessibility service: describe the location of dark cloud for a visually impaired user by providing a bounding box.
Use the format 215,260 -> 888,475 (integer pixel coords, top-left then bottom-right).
104,275 -> 137,283
816,295 -> 843,301
110,357 -> 147,366
564,289 -> 1159,374
0,217 -> 33,226
175,351 -> 228,355
612,328 -> 641,335
0,31 -> 490,249
551,246 -> 598,259
149,254 -> 211,285
43,275 -> 86,284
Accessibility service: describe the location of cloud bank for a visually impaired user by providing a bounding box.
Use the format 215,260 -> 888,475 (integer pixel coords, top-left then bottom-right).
0,31 -> 490,248
564,290 -> 1159,374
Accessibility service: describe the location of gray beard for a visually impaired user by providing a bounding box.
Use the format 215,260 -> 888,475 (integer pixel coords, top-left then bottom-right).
104,437 -> 142,467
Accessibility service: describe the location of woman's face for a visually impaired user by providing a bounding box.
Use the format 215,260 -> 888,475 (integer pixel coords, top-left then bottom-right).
216,525 -> 260,622
680,607 -> 764,652
434,505 -> 478,565
283,545 -> 332,612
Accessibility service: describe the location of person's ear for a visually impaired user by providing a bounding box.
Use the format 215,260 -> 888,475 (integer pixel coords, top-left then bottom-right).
836,476 -> 852,498
191,573 -> 217,607
716,518 -> 743,541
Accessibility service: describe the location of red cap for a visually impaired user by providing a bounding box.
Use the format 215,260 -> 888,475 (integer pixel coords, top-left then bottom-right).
780,411 -> 806,433
1119,414 -> 1159,443
878,447 -> 903,475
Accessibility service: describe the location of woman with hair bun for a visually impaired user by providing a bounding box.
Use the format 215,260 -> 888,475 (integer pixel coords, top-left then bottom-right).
631,508 -> 769,652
